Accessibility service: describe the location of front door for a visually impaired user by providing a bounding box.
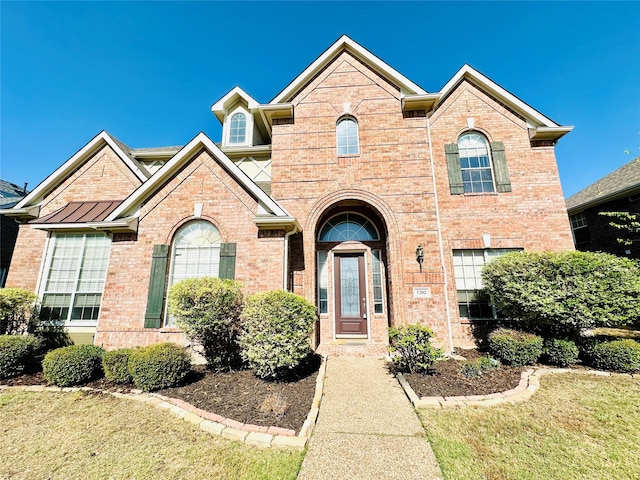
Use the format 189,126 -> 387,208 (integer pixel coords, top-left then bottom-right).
334,253 -> 367,335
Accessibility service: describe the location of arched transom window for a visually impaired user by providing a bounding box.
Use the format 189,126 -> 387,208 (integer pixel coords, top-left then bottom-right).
318,213 -> 379,242
458,132 -> 495,193
169,221 -> 221,284
229,112 -> 247,144
336,116 -> 359,155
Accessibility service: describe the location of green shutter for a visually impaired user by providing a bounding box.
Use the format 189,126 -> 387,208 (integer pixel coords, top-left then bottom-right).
491,141 -> 512,193
219,243 -> 236,280
144,244 -> 169,328
445,143 -> 464,194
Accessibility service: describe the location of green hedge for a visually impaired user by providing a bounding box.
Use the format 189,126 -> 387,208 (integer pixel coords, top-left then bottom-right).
542,338 -> 579,367
488,328 -> 543,367
128,343 -> 191,391
0,335 -> 40,379
240,290 -> 316,380
42,344 -> 105,387
102,348 -> 135,384
590,339 -> 640,373
388,324 -> 443,374
482,251 -> 640,337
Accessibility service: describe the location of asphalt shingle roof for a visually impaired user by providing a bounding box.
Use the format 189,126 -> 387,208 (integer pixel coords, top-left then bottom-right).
566,157 -> 640,211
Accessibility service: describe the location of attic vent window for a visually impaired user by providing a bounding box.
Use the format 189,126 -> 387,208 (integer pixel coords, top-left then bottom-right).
229,113 -> 247,144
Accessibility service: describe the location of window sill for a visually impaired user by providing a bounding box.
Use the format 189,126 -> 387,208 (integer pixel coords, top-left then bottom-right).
463,192 -> 499,197
159,326 -> 183,333
337,153 -> 360,158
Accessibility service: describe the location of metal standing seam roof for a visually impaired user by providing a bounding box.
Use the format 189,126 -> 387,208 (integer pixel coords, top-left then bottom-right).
566,157 -> 640,211
30,200 -> 123,224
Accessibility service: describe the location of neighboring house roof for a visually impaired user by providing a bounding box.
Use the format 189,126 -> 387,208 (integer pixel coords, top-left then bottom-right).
0,179 -> 28,208
31,201 -> 123,224
566,157 -> 640,212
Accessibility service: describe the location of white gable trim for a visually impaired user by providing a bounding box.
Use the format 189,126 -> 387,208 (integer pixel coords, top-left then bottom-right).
14,131 -> 148,210
438,65 -> 561,128
271,35 -> 427,104
211,86 -> 260,123
106,132 -> 291,221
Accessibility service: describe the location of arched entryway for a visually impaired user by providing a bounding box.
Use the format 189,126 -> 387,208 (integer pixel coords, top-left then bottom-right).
315,202 -> 389,341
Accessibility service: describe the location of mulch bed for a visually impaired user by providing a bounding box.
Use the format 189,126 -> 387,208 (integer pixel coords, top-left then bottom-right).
402,348 -> 524,397
1,358 -> 320,433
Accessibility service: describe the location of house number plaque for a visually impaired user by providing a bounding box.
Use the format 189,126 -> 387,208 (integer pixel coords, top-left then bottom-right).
412,287 -> 431,298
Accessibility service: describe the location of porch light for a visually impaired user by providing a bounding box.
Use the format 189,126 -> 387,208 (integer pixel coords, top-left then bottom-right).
416,245 -> 424,272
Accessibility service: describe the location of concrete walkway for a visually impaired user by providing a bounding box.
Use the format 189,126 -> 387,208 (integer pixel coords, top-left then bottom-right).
297,356 -> 443,480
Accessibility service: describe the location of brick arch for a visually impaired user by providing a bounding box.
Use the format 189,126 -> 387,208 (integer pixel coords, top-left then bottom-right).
303,189 -> 405,328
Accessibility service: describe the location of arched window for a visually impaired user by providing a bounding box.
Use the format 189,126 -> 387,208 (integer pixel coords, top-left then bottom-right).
336,116 -> 359,155
165,221 -> 221,325
318,213 -> 379,242
458,132 -> 495,193
229,112 -> 247,144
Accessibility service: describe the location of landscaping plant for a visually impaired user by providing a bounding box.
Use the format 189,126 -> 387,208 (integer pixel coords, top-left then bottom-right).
0,334 -> 40,379
482,251 -> 640,337
168,277 -> 244,370
42,344 -> 105,387
128,342 -> 191,391
102,348 -> 135,384
0,288 -> 37,335
487,328 -> 543,367
388,324 -> 443,374
461,356 -> 499,378
589,339 -> 640,373
240,290 -> 316,380
542,338 -> 579,367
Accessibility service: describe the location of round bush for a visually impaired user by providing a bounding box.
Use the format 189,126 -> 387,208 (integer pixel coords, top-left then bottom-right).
590,339 -> 640,373
42,344 -> 105,387
488,328 -> 543,367
240,290 -> 316,380
102,348 -> 135,384
128,343 -> 191,391
0,335 -> 40,379
542,338 -> 579,367
388,324 -> 443,374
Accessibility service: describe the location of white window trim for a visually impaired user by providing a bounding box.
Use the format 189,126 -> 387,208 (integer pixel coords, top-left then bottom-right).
458,132 -> 496,194
223,106 -> 252,148
336,115 -> 360,156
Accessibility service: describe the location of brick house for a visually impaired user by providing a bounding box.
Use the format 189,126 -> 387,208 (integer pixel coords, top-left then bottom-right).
0,36 -> 574,351
566,157 -> 640,259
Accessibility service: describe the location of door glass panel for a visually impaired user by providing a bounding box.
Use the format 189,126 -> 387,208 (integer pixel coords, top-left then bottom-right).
340,257 -> 360,317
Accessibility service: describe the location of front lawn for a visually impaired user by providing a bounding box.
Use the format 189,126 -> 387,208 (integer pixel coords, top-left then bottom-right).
420,373 -> 640,480
0,391 -> 303,480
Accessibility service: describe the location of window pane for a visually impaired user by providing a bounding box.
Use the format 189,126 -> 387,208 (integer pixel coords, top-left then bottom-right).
337,117 -> 359,155
458,132 -> 495,194
372,250 -> 384,314
318,251 -> 328,314
318,213 -> 379,242
229,113 -> 246,144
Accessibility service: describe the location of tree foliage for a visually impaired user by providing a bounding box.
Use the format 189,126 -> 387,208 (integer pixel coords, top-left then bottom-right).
167,277 -> 244,370
598,211 -> 640,245
0,288 -> 37,335
482,251 -> 640,336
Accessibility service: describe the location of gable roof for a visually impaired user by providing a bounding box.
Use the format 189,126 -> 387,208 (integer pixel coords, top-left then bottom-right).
0,179 -> 28,208
566,157 -> 640,212
106,131 -> 294,223
12,131 -> 149,211
270,35 -> 428,104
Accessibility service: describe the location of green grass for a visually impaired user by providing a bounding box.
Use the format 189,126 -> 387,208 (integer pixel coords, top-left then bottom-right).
0,391 -> 303,480
420,373 -> 640,480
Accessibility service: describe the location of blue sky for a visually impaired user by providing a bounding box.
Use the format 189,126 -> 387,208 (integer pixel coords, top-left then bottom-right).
1,1 -> 638,198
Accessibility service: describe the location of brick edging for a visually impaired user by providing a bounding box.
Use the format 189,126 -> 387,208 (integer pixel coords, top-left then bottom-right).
0,355 -> 327,451
397,367 -> 638,409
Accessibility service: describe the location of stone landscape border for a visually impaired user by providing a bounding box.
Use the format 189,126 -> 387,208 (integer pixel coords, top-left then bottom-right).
397,367 -> 639,409
0,355 -> 327,451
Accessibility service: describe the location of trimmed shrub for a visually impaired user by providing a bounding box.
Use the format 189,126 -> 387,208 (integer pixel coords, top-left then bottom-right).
482,251 -> 640,337
461,356 -> 499,378
42,344 -> 105,387
488,328 -> 543,367
388,324 -> 443,374
168,277 -> 244,370
590,339 -> 640,373
128,343 -> 191,391
0,288 -> 37,335
102,348 -> 135,384
240,290 -> 316,380
0,335 -> 40,379
542,338 -> 579,367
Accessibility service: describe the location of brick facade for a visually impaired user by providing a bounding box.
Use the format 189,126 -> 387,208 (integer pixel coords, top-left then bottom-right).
3,37 -> 574,351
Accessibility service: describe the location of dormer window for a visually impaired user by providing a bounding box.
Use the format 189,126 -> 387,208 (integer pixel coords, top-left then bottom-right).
229,112 -> 247,144
336,116 -> 359,155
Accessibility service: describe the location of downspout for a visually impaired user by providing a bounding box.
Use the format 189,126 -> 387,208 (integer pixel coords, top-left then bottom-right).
283,225 -> 298,290
426,112 -> 455,354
